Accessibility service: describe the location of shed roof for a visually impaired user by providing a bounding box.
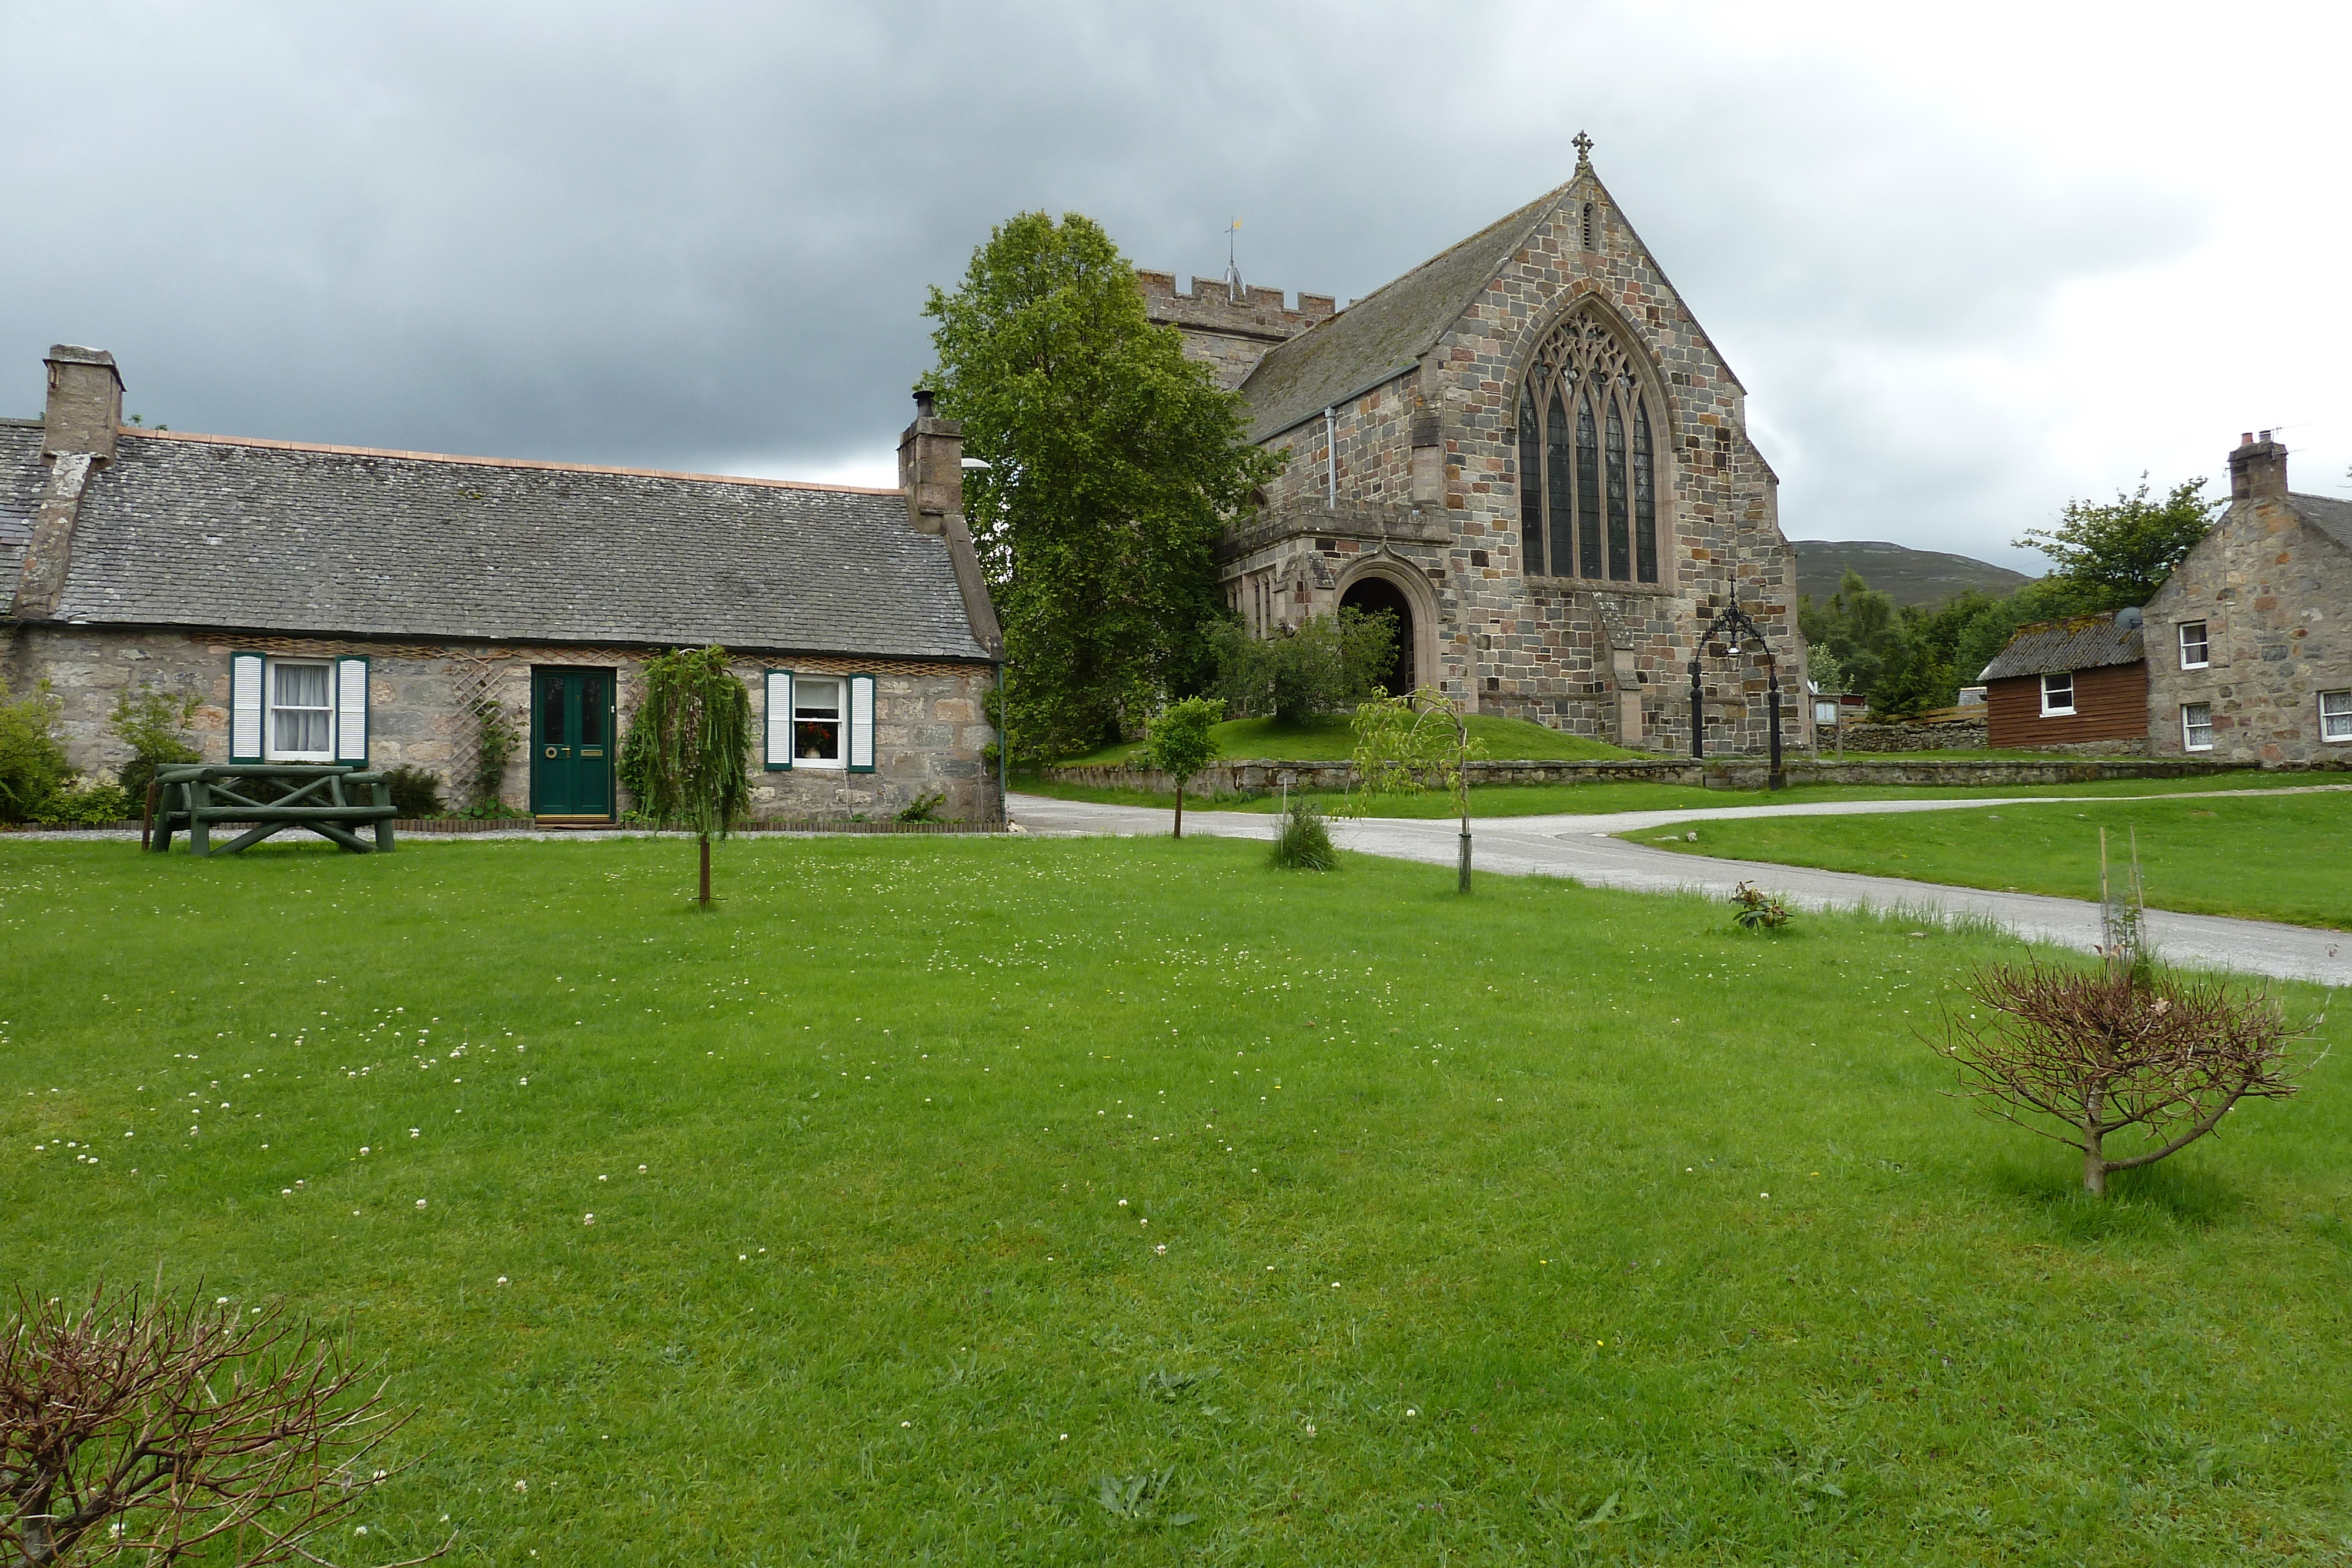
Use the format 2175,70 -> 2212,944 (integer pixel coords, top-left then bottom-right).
2288,492 -> 2352,553
1978,614 -> 2144,681
0,422 -> 992,661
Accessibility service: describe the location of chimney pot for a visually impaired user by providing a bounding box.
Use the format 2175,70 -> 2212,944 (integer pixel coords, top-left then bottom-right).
2241,432 -> 2253,446
913,387 -> 937,419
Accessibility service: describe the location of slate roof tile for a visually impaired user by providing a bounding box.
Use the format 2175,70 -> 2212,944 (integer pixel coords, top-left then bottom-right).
0,423 -> 990,661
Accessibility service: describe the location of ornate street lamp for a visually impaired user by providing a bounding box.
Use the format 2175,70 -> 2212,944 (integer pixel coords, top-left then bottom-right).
1688,584 -> 1786,790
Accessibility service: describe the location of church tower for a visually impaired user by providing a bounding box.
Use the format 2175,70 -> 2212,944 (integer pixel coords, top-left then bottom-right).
1141,139 -> 1810,754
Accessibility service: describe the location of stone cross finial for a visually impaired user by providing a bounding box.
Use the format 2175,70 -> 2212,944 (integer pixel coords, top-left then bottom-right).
1572,131 -> 1594,167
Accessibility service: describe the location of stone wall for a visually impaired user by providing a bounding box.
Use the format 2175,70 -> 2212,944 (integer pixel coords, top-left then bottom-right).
1833,718 -> 1989,753
1042,754 -> 2237,797
1206,169 -> 1811,759
2146,477 -> 2352,765
5,626 -> 1001,823
1139,272 -> 1333,390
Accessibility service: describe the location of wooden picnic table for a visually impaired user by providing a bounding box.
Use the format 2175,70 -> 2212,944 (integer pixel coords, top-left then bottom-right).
148,765 -> 397,856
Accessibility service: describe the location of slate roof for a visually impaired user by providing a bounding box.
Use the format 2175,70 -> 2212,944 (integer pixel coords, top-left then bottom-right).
2287,492 -> 2352,553
0,421 -> 993,661
1978,614 -> 2144,681
1237,183 -> 1572,443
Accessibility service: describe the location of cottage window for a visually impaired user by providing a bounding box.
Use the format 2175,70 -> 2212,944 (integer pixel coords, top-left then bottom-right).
2040,671 -> 2075,717
2179,621 -> 2209,669
760,671 -> 875,774
267,661 -> 334,761
2321,690 -> 2352,743
2181,701 -> 2214,752
1515,309 -> 1659,584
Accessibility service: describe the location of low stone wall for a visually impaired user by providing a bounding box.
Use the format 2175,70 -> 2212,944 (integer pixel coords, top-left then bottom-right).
1834,718 -> 1987,753
1042,754 -> 2247,795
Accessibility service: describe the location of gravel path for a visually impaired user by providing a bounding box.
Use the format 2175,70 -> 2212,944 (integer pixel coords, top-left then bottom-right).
1007,788 -> 2352,985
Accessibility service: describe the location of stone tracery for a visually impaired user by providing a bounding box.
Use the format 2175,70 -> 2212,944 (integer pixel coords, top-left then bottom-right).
1516,307 -> 1659,584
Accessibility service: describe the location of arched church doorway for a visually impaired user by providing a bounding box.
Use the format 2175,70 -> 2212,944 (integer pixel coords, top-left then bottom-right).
1340,574 -> 1416,697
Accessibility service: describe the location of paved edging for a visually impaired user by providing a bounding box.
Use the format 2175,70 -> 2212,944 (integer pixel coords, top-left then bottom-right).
1005,790 -> 2352,985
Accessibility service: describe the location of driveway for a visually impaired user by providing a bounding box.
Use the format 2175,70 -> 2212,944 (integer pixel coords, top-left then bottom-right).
1007,790 -> 2352,986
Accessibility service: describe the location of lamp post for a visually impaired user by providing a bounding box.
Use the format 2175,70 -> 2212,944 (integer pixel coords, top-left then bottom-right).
1688,584 -> 1786,790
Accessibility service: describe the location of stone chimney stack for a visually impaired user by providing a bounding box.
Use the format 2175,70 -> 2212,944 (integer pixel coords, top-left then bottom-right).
895,389 -> 1001,657
897,387 -> 964,536
2228,429 -> 2287,502
41,344 -> 123,462
11,346 -> 123,619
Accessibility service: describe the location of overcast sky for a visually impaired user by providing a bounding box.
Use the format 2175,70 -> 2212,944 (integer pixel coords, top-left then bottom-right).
6,1 -> 2346,572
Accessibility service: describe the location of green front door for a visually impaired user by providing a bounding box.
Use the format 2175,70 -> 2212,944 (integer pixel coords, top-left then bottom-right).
530,667 -> 615,818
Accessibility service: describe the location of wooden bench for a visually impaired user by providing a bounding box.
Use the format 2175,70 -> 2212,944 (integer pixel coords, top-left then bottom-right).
148,765 -> 397,857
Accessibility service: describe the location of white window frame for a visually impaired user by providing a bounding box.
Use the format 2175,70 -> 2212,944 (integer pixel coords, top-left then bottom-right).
2040,671 -> 2075,717
2181,701 -> 2214,753
2177,620 -> 2209,670
265,658 -> 335,762
2321,690 -> 2352,744
792,676 -> 845,770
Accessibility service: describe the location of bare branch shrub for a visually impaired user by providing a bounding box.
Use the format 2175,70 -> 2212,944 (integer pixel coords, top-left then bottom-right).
1939,962 -> 2311,1195
0,1283 -> 441,1567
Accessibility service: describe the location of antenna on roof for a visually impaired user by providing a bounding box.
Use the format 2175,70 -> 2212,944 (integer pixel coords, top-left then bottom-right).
1224,218 -> 1244,303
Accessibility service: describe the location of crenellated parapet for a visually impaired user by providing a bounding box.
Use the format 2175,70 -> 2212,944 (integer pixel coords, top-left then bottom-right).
1137,270 -> 1337,389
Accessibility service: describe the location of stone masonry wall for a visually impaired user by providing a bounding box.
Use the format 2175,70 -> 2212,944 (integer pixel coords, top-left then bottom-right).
2145,496 -> 2352,765
1139,272 -> 1334,390
1214,171 -> 1810,758
5,626 -> 1001,822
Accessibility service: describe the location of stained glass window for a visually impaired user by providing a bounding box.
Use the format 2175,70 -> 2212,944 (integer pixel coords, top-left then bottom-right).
1511,307 -> 1662,584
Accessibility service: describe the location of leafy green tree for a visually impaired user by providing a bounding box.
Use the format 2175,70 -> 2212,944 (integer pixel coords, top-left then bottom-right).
0,678 -> 69,823
925,212 -> 1283,758
629,647 -> 753,905
108,682 -> 202,804
1208,609 -> 1396,723
2016,476 -> 2216,609
1142,696 -> 1224,840
1798,571 -> 1908,703
1352,690 -> 1483,893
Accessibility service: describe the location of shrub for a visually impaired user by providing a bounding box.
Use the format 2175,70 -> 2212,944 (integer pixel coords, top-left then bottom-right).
1209,609 -> 1396,723
897,791 -> 947,824
380,765 -> 445,819
471,700 -> 522,810
108,683 -> 202,805
31,781 -> 134,827
1937,961 -> 2308,1195
1729,881 -> 1792,931
0,679 -> 69,823
1268,798 -> 1337,871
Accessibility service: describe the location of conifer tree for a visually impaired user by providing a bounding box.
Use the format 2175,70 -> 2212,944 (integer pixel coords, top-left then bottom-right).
925,212 -> 1281,758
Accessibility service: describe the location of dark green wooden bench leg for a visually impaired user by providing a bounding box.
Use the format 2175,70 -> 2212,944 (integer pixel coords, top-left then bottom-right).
188,781 -> 211,857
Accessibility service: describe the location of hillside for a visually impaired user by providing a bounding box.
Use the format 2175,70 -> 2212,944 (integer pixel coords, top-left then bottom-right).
1793,539 -> 2033,607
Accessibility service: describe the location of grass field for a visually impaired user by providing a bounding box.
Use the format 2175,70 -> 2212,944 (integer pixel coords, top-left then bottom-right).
5,836 -> 2350,1564
1017,768 -> 2316,820
1056,713 -> 1639,765
1623,790 -> 2352,931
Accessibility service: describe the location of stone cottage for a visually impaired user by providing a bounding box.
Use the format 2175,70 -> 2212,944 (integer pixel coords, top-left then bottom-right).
1141,136 -> 1811,753
2,347 -> 1003,822
1977,613 -> 2149,753
2143,432 -> 2351,764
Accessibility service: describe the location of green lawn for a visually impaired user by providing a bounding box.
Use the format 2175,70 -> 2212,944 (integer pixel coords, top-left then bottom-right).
1057,713 -> 1639,765
1625,791 -> 2352,930
5,837 -> 2350,1564
1019,768 -> 2316,820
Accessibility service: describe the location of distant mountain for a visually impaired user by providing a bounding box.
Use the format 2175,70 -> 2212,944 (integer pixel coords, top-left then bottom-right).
1792,540 -> 2033,608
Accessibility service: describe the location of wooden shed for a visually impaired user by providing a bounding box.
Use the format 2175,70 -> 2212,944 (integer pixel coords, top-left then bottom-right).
1978,613 -> 2147,750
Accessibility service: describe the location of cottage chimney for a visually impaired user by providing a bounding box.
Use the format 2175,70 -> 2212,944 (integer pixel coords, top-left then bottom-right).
897,387 -> 963,536
2228,429 -> 2287,502
11,346 -> 123,619
42,344 -> 123,462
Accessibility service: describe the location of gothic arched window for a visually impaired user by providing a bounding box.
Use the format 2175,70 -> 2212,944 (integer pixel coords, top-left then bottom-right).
1515,310 -> 1660,584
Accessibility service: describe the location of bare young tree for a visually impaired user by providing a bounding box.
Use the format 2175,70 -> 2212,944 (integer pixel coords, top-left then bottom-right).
1938,963 -> 2313,1195
0,1283 -> 443,1567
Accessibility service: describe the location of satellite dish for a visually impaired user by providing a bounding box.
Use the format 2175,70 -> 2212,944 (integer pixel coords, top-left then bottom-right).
2116,606 -> 2144,630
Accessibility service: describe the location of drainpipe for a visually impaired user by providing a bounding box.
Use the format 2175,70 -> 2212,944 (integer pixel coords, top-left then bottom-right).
1324,406 -> 1337,506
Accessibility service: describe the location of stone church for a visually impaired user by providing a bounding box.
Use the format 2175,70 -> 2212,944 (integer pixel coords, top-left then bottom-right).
1141,139 -> 1811,753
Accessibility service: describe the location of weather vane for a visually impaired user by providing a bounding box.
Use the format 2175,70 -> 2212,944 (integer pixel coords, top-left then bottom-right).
1224,218 -> 1244,302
